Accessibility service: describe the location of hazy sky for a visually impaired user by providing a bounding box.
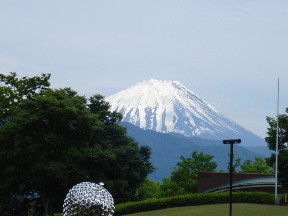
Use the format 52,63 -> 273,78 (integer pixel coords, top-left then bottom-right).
1,0 -> 288,138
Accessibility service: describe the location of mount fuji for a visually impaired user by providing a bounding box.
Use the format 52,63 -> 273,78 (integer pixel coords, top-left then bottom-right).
106,79 -> 265,147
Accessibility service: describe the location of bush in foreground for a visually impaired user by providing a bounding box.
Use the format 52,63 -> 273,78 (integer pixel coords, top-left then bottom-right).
115,192 -> 276,215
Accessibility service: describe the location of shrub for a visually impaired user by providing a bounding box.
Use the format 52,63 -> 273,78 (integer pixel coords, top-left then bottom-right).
115,192 -> 275,215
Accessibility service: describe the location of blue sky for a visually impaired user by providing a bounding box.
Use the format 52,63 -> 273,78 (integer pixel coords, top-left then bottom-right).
1,0 -> 288,138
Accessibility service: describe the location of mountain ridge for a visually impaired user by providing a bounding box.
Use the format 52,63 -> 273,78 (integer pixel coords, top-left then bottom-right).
121,122 -> 270,181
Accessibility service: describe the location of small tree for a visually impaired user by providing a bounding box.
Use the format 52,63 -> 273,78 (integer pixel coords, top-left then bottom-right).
227,156 -> 241,172
159,178 -> 186,197
239,157 -> 273,174
169,151 -> 217,193
266,110 -> 288,187
135,178 -> 161,200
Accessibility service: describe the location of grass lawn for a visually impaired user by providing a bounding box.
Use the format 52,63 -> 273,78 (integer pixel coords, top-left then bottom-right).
124,203 -> 288,216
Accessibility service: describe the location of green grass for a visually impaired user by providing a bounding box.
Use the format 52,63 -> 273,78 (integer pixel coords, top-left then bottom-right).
124,203 -> 288,216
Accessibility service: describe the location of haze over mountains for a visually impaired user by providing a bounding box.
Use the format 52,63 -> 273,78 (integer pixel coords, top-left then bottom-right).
107,79 -> 265,147
121,122 -> 270,181
106,79 -> 270,180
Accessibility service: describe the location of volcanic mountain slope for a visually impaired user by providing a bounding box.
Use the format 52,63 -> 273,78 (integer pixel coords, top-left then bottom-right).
121,122 -> 270,181
106,79 -> 265,147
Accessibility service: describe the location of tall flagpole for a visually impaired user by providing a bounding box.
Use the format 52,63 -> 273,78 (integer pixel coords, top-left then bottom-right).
275,77 -> 279,204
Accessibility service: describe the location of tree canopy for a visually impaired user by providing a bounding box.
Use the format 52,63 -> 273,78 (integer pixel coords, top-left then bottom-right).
0,72 -> 50,126
265,110 -> 288,187
161,151 -> 217,195
0,73 -> 153,215
239,157 -> 273,174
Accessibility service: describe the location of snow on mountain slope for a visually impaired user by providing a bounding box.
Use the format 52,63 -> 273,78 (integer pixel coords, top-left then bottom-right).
106,79 -> 265,147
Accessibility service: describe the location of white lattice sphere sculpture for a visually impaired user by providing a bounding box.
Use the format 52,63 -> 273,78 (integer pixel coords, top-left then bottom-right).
63,182 -> 115,216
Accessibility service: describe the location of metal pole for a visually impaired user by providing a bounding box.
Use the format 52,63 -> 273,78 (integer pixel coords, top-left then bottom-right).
229,144 -> 233,216
275,77 -> 279,204
223,139 -> 240,216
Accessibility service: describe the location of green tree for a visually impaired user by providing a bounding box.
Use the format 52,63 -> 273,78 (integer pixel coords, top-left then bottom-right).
240,157 -> 273,174
0,72 -> 50,125
159,178 -> 186,197
265,110 -> 288,187
135,178 -> 161,200
0,73 -> 153,215
227,156 -> 241,172
278,150 -> 288,187
169,151 -> 217,193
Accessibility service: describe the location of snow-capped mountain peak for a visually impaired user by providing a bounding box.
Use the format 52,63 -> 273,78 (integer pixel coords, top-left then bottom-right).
106,79 -> 264,146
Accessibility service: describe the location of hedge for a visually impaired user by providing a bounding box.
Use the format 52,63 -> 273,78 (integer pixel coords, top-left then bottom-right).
54,192 -> 287,215
114,192 -> 276,215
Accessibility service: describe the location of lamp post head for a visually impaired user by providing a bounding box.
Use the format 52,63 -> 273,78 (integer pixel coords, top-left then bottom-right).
223,139 -> 241,144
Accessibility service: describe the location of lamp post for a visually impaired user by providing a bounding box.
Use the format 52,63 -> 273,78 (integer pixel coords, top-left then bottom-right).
223,139 -> 241,216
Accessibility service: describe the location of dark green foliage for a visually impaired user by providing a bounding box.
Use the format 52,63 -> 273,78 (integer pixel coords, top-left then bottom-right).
0,72 -> 50,126
88,94 -> 123,124
114,192 -> 275,215
265,109 -> 288,186
0,73 -> 153,215
278,150 -> 288,187
266,114 -> 288,151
